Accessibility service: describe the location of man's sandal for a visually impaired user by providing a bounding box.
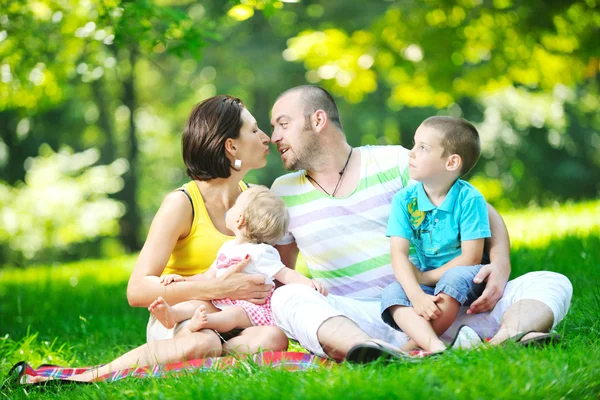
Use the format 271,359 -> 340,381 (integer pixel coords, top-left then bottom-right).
505,331 -> 562,347
345,340 -> 426,364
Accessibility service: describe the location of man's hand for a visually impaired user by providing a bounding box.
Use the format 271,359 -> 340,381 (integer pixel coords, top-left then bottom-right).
219,256 -> 273,304
160,274 -> 185,285
411,292 -> 441,321
467,263 -> 510,314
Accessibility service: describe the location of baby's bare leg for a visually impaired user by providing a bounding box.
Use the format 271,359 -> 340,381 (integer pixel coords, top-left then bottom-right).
148,297 -> 209,329
190,306 -> 253,333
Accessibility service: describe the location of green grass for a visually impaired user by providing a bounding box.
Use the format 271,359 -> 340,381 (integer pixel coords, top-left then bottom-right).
1,201 -> 600,399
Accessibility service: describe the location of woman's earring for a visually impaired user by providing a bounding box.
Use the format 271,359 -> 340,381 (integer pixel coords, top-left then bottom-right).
234,159 -> 242,170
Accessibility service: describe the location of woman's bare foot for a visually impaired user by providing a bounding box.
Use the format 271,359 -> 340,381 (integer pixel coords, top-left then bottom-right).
148,297 -> 179,329
187,305 -> 208,332
24,375 -> 51,384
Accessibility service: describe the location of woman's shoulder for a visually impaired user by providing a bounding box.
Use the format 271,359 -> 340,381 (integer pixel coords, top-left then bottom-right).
155,188 -> 194,227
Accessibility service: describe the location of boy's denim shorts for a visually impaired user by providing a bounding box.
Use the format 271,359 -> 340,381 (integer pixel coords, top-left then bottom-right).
381,265 -> 486,331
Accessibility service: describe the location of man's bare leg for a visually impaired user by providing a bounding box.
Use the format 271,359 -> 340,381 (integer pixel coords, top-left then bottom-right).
488,299 -> 554,345
316,316 -> 372,362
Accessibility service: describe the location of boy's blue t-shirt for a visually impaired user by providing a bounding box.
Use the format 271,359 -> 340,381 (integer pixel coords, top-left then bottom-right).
386,179 -> 491,270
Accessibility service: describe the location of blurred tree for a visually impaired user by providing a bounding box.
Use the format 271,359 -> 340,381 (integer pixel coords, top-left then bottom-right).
1,0 -> 598,265
0,0 -> 281,256
282,0 -> 600,205
0,0 -> 282,263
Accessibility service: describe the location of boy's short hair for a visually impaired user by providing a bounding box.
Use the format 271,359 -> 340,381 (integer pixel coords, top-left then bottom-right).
242,186 -> 289,246
422,116 -> 481,176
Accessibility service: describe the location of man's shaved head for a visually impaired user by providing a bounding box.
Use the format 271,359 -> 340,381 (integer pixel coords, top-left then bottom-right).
277,85 -> 342,130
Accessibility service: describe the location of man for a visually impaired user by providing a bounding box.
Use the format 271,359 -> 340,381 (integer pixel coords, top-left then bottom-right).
269,85 -> 572,362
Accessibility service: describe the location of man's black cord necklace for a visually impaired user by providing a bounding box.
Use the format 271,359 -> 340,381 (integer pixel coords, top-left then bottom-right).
306,147 -> 353,197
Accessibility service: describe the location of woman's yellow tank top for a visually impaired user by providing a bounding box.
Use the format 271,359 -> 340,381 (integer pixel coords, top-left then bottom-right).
162,181 -> 248,277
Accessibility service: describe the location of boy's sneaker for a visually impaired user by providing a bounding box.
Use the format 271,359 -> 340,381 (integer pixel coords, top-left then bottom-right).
450,325 -> 484,350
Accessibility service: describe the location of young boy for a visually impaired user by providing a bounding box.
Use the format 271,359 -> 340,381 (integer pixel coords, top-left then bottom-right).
381,116 -> 490,353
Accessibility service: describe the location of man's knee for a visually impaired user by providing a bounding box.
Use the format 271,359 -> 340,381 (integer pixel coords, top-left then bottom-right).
317,316 -> 369,362
513,271 -> 573,323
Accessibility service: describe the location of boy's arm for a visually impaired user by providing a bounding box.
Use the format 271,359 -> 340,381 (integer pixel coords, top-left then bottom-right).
391,237 -> 423,297
391,237 -> 441,320
419,238 -> 485,286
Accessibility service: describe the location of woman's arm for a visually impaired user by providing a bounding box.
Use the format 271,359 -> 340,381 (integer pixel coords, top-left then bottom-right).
126,192 -> 271,307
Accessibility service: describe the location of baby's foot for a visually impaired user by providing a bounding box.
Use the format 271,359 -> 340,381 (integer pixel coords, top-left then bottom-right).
187,305 -> 208,332
148,296 -> 178,329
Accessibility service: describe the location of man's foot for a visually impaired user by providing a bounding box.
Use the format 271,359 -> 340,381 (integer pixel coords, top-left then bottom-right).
187,305 -> 209,332
148,296 -> 178,329
488,329 -> 561,346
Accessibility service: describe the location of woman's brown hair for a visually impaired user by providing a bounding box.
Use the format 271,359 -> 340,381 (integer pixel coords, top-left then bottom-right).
182,95 -> 245,181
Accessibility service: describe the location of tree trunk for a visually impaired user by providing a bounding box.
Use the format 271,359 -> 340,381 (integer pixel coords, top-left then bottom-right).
91,78 -> 116,164
118,48 -> 142,251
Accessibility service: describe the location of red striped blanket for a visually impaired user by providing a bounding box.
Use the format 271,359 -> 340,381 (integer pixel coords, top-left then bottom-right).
13,351 -> 335,383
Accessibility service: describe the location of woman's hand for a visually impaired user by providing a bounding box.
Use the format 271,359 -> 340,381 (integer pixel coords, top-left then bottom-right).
219,256 -> 273,304
159,274 -> 185,285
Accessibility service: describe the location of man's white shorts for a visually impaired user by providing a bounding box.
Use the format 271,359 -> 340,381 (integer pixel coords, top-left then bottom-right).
271,271 -> 572,358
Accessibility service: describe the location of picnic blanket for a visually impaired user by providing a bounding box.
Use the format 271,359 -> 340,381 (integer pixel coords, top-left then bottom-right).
11,351 -> 335,384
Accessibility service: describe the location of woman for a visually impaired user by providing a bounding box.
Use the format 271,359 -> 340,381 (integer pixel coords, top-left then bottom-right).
32,95 -> 288,382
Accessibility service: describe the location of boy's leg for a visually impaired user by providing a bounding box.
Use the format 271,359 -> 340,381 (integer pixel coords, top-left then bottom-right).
188,306 -> 253,333
149,298 -> 212,329
431,266 -> 484,337
381,282 -> 446,353
388,305 -> 447,352
429,293 -> 461,336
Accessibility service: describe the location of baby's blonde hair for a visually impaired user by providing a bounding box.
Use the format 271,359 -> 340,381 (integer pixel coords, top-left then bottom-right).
242,186 -> 289,246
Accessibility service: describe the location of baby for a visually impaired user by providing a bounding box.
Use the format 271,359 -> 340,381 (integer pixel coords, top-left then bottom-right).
148,186 -> 327,334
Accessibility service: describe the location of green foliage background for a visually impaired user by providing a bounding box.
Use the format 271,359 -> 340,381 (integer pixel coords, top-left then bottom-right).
1,0 -> 599,264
